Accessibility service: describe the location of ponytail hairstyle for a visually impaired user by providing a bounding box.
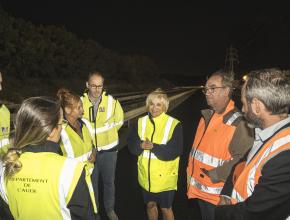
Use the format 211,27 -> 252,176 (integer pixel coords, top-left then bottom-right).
57,88 -> 80,113
3,96 -> 61,177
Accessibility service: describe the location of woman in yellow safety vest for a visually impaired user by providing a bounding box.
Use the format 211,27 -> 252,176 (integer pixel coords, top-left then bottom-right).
0,96 -> 97,220
128,88 -> 183,220
57,88 -> 96,170
0,71 -> 10,155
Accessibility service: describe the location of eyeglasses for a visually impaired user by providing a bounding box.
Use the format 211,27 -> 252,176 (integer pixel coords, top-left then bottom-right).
202,86 -> 225,94
88,84 -> 103,89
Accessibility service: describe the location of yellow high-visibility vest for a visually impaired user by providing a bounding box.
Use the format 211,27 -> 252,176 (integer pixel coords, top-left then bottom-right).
137,112 -> 180,193
1,152 -> 97,220
60,120 -> 95,172
0,104 -> 10,155
81,92 -> 124,151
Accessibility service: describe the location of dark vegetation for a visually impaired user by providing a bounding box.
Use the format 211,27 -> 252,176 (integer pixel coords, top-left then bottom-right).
0,8 -> 173,103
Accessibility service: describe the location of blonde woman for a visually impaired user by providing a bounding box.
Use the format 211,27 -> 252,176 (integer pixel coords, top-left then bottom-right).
128,88 -> 183,220
0,97 -> 97,220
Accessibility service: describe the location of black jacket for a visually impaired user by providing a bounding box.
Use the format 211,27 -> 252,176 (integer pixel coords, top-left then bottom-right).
215,149 -> 290,220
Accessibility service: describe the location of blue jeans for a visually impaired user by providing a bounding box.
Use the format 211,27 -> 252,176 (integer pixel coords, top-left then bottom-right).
92,150 -> 118,213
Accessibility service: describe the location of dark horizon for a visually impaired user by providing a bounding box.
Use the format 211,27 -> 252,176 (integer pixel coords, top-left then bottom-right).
1,1 -> 290,76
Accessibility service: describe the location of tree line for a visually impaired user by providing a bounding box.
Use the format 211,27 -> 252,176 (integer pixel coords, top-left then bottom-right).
0,9 -> 171,102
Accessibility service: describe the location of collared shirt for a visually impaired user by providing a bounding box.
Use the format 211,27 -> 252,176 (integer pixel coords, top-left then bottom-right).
88,93 -> 102,118
246,116 -> 290,164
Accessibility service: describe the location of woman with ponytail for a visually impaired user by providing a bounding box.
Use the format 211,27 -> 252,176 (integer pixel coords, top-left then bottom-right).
0,96 -> 98,220
57,88 -> 96,169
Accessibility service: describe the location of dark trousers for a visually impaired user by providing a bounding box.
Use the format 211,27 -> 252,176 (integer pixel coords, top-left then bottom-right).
0,196 -> 13,220
91,150 -> 118,213
197,199 -> 216,220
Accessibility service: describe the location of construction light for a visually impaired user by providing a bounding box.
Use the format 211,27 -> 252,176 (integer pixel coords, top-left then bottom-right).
242,75 -> 248,81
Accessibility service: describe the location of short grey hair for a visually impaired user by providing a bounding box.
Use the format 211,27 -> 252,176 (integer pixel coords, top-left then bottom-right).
245,68 -> 290,114
208,70 -> 234,97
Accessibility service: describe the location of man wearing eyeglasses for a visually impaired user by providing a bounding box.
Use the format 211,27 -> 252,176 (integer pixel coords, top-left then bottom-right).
186,70 -> 254,220
81,71 -> 124,220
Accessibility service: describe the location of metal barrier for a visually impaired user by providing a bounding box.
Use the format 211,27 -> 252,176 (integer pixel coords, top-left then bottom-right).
123,87 -> 198,122
5,86 -> 200,133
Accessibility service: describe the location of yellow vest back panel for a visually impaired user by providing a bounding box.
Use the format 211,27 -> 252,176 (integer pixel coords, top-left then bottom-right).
5,152 -> 84,220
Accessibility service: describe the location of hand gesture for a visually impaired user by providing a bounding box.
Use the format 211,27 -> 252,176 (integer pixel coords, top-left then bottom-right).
141,138 -> 153,150
218,195 -> 232,205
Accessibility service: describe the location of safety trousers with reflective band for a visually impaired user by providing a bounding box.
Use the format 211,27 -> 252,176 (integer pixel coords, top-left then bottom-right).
81,92 -> 124,150
0,152 -> 97,220
232,128 -> 290,204
187,106 -> 241,205
137,113 -> 180,193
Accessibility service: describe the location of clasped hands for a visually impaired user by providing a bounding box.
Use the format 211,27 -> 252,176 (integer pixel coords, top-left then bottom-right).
140,138 -> 153,150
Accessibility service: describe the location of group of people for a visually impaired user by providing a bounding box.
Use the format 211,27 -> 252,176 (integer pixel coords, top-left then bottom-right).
0,72 -> 123,220
0,68 -> 289,220
186,68 -> 290,220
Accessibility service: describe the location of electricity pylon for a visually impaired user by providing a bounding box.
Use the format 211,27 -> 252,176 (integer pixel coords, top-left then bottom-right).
224,45 -> 239,79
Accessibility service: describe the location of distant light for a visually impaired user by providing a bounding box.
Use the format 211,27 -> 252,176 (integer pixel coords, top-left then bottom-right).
242,75 -> 248,81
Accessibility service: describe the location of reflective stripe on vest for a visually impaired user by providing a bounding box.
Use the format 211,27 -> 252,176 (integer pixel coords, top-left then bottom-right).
142,150 -> 158,159
59,158 -> 81,219
138,113 -> 180,192
189,110 -> 241,168
84,168 -> 98,213
97,140 -> 118,151
161,117 -> 174,144
60,129 -> 75,158
191,149 -> 226,167
188,176 -> 223,195
0,163 -> 8,203
231,188 -> 245,202
232,133 -> 290,202
247,134 -> 290,197
0,138 -> 9,148
82,118 -> 123,135
141,116 -> 148,140
140,115 -> 174,144
106,95 -> 113,121
83,118 -> 119,150
60,129 -> 92,162
226,112 -> 242,125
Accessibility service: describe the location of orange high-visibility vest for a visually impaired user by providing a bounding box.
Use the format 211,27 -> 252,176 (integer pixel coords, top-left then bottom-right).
187,100 -> 242,205
231,126 -> 290,204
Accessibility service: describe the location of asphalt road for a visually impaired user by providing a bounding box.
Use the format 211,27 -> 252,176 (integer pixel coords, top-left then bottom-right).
99,90 -> 208,220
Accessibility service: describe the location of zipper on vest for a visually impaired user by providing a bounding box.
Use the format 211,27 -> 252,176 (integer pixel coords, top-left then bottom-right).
148,151 -> 152,192
148,113 -> 156,192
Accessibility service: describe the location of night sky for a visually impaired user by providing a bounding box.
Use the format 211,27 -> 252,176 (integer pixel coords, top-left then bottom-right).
1,1 -> 290,76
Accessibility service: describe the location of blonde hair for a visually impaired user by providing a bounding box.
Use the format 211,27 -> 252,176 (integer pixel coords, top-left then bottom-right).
146,88 -> 169,112
3,97 -> 61,177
